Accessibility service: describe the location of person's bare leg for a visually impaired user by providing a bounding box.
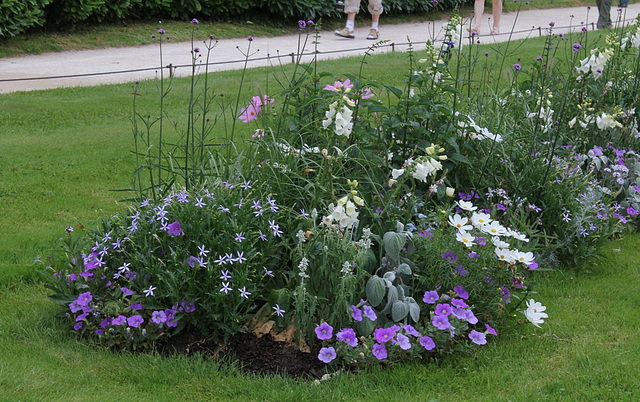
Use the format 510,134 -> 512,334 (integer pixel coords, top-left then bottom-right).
473,0 -> 485,32
491,0 -> 502,33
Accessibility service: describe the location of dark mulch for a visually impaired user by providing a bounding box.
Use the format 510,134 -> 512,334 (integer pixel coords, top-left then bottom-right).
157,330 -> 328,379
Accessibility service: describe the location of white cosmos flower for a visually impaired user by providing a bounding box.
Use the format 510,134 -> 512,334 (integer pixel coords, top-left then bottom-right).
470,212 -> 492,228
456,200 -> 477,211
524,299 -> 548,328
494,247 -> 516,263
456,231 -> 476,248
491,236 -> 510,249
482,221 -> 508,236
507,228 -> 529,242
513,250 -> 535,265
448,214 -> 473,232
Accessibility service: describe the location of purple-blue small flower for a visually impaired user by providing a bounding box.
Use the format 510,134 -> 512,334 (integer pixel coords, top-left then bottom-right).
363,305 -> 377,321
485,323 -> 498,336
167,221 -> 183,236
454,285 -> 469,299
372,343 -> 388,360
420,335 -> 436,350
374,327 -> 395,343
151,310 -> 167,326
351,305 -> 363,321
432,315 -> 451,330
403,324 -> 420,337
127,315 -> 144,328
469,330 -> 487,345
315,322 -> 334,340
423,290 -> 439,304
336,328 -> 358,347
318,347 -> 337,363
435,303 -> 452,316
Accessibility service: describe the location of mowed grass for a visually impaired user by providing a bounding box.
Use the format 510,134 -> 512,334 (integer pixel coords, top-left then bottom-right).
1,30 -> 640,399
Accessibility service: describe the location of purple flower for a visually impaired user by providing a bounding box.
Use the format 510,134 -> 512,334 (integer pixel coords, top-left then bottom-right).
435,303 -> 452,316
627,207 -> 637,216
191,18 -> 199,24
100,317 -> 112,328
465,310 -> 479,324
95,329 -> 104,335
451,298 -> 468,308
441,250 -> 458,262
454,285 -> 469,300
167,221 -> 183,236
130,303 -> 143,311
528,260 -> 539,270
423,290 -> 439,304
485,323 -> 498,336
112,315 -> 127,326
315,322 -> 333,340
403,324 -> 420,337
469,330 -> 487,345
127,315 -> 144,328
121,287 -> 134,296
420,336 -> 436,350
432,315 -> 451,330
76,292 -> 92,307
513,64 -> 522,71
573,43 -> 582,53
188,256 -> 198,268
298,20 -> 306,29
496,203 -> 506,211
158,29 -> 165,34
193,47 -> 200,53
351,305 -> 363,321
394,333 -> 412,350
336,328 -> 358,347
151,310 -> 167,326
247,35 -> 253,41
454,264 -> 467,276
549,21 -> 555,27
452,307 -> 468,320
318,347 -> 336,363
363,305 -> 377,321
374,327 -> 395,343
372,343 -> 388,360
73,322 -> 83,331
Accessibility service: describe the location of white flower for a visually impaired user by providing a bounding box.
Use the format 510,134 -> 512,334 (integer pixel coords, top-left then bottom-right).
445,187 -> 455,197
596,112 -> 622,130
513,250 -> 535,265
391,169 -> 405,179
456,200 -> 477,211
524,299 -> 548,328
455,231 -> 475,248
470,212 -> 492,228
412,161 -> 436,182
448,214 -> 473,231
482,221 -> 508,236
491,236 -> 511,249
494,247 -> 516,263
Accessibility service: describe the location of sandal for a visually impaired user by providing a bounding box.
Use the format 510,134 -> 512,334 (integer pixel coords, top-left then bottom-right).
490,26 -> 499,35
335,27 -> 355,39
467,26 -> 480,35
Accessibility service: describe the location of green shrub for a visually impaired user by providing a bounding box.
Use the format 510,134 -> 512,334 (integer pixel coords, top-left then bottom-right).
0,0 -> 52,38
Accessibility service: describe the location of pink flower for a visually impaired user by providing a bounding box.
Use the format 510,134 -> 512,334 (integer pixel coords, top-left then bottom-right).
323,79 -> 353,92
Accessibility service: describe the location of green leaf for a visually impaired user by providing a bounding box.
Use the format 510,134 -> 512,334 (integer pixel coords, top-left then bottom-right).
407,298 -> 420,322
391,300 -> 409,322
355,316 -> 376,336
381,285 -> 398,315
383,231 -> 406,261
366,275 -> 386,307
383,271 -> 396,282
396,262 -> 412,276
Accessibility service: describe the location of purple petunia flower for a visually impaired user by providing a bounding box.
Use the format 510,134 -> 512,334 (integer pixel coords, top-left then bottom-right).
432,315 -> 451,330
469,330 -> 487,345
363,305 -> 377,321
315,322 -> 334,340
465,310 -> 479,324
485,323 -> 498,336
403,324 -> 420,337
121,287 -> 134,296
420,336 -> 436,350
423,290 -> 439,304
435,303 -> 452,316
318,346 -> 337,363
76,291 -> 92,307
394,333 -> 412,350
74,322 -> 83,331
127,315 -> 144,328
451,298 -> 468,308
112,315 -> 127,326
627,207 -> 637,216
336,328 -> 358,347
167,221 -> 183,236
100,317 -> 112,328
454,285 -> 469,300
452,307 -> 468,320
374,327 -> 395,343
151,310 -> 167,326
130,303 -> 143,311
351,305 -> 363,321
372,343 -> 388,360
